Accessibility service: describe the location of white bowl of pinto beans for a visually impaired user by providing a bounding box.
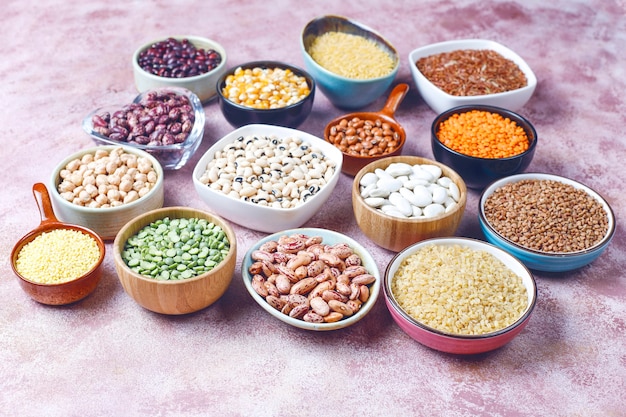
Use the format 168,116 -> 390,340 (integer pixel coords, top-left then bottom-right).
408,39 -> 537,114
242,228 -> 381,331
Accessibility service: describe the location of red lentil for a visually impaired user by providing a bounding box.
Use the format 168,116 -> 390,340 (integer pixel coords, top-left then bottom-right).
416,49 -> 527,96
327,116 -> 401,157
437,110 -> 529,159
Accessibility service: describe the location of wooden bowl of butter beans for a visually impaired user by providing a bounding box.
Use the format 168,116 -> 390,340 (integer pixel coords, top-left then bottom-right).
352,156 -> 467,252
112,206 -> 237,315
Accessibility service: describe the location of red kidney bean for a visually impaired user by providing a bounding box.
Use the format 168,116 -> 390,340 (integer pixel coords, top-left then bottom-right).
137,38 -> 222,78
92,91 -> 195,146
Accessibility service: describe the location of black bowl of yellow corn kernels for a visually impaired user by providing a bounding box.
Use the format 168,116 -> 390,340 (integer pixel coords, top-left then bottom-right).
216,60 -> 316,128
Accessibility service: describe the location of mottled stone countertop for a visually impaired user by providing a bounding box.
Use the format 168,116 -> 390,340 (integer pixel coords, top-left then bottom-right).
1,1 -> 624,416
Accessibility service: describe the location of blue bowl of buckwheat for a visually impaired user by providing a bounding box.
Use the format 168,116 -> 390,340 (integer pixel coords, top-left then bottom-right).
479,173 -> 615,272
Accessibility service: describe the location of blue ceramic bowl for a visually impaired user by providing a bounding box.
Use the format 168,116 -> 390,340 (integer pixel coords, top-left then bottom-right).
216,61 -> 315,129
479,173 -> 616,272
301,15 -> 399,109
431,105 -> 538,189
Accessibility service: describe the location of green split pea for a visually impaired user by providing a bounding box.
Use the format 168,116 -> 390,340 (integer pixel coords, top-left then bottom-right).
122,217 -> 230,280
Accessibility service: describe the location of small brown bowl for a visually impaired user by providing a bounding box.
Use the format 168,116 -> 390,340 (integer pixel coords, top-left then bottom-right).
10,183 -> 105,305
113,206 -> 237,315
324,83 -> 409,176
352,156 -> 467,252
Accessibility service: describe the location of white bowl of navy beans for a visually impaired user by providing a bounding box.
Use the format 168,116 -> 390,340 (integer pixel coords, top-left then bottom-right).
478,173 -> 616,272
192,124 -> 343,233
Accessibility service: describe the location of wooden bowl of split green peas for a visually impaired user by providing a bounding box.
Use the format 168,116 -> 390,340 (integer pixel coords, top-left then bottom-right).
112,206 -> 237,315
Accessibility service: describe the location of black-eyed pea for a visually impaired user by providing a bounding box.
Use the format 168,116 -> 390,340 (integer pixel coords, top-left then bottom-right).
328,299 -> 353,317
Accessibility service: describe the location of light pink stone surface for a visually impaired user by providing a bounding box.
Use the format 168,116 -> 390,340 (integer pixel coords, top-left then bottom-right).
1,1 -> 625,416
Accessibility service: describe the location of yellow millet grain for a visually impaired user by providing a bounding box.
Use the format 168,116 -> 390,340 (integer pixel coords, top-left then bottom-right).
16,229 -> 101,284
391,244 -> 528,335
309,31 -> 396,79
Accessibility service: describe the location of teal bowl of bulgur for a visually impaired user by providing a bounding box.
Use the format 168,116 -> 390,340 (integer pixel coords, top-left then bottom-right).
301,15 -> 399,109
383,237 -> 537,355
11,183 -> 105,305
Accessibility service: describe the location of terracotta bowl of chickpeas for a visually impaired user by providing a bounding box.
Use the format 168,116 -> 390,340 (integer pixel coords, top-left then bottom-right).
48,145 -> 165,241
11,183 -> 106,305
431,105 -> 538,189
324,83 -> 408,176
216,60 -> 316,129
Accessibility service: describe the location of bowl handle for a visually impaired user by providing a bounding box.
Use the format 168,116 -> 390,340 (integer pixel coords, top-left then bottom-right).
32,182 -> 60,226
379,83 -> 409,119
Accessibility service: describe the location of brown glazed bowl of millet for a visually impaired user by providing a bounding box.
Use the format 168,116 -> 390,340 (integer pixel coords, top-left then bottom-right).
132,35 -> 228,102
11,183 -> 105,305
479,173 -> 616,272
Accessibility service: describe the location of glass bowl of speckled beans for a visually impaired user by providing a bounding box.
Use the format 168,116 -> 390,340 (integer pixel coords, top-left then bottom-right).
408,38 -> 537,114
431,104 -> 538,189
478,173 -> 616,272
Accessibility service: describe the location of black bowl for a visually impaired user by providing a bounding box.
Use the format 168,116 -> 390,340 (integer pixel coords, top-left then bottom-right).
216,60 -> 316,129
431,105 -> 538,189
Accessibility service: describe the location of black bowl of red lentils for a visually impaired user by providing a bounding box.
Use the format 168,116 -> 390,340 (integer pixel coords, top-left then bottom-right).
216,61 -> 316,129
431,105 -> 538,189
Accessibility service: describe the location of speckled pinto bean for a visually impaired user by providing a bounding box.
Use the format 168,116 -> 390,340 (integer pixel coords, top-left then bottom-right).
248,233 -> 376,323
327,116 -> 401,157
91,90 -> 195,146
57,147 -> 158,208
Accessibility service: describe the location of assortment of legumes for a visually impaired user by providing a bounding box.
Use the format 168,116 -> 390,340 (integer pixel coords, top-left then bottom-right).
327,116 -> 401,157
221,66 -> 311,109
137,37 -> 223,78
248,233 -> 376,323
416,49 -> 527,96
198,134 -> 336,208
16,229 -> 101,284
57,147 -> 158,208
359,162 -> 461,219
483,179 -> 609,253
436,110 -> 530,159
91,90 -> 196,146
121,217 -> 230,280
308,31 -> 395,79
392,244 -> 528,335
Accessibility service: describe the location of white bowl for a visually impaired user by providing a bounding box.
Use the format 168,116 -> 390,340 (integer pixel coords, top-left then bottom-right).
49,145 -> 164,240
242,227 -> 381,331
192,124 -> 343,233
132,35 -> 228,103
408,39 -> 537,114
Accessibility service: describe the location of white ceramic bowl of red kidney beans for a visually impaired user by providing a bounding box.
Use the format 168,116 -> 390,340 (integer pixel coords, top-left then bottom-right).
408,39 -> 537,114
82,87 -> 205,170
132,35 -> 227,103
